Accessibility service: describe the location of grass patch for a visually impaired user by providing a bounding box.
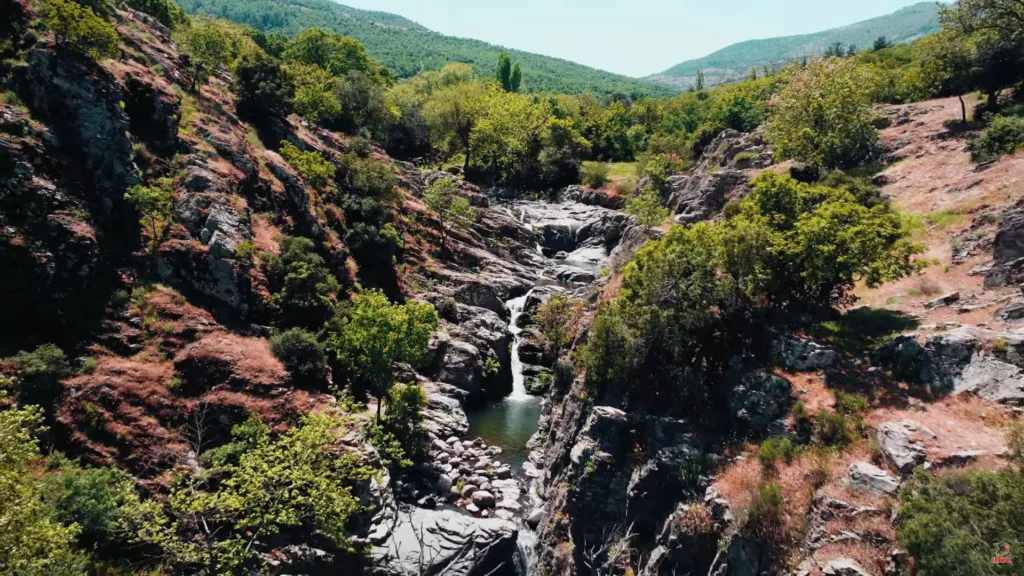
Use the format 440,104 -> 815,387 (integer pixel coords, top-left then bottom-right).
583,161 -> 639,181
174,87 -> 198,137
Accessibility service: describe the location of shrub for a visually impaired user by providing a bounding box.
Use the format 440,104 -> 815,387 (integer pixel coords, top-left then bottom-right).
11,344 -> 71,416
899,468 -> 1024,575
335,153 -> 397,201
581,162 -> 610,188
972,115 -> 1024,162
42,0 -> 120,60
261,235 -> 341,329
235,51 -> 295,123
766,58 -> 877,169
124,0 -> 187,28
79,357 -> 98,375
423,176 -> 473,251
623,185 -> 670,228
42,457 -> 136,551
270,328 -> 326,384
369,383 -> 427,468
280,141 -> 334,191
758,437 -> 796,473
745,481 -> 785,543
534,295 -> 584,353
642,153 -> 683,193
125,177 -> 174,253
289,63 -> 341,125
814,410 -> 853,447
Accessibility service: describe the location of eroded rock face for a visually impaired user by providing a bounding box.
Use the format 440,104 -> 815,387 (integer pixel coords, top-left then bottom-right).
848,461 -> 900,496
993,199 -> 1024,264
728,367 -> 792,436
371,508 -> 518,576
877,420 -> 930,474
666,170 -> 748,224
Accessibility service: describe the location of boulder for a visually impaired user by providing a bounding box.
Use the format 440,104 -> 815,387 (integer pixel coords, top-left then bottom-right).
371,508 -> 517,576
993,198 -> 1024,264
471,490 -> 496,509
823,557 -> 873,576
666,170 -> 748,224
777,338 -> 838,371
728,368 -> 792,436
924,292 -> 960,309
848,462 -> 899,496
877,420 -> 929,474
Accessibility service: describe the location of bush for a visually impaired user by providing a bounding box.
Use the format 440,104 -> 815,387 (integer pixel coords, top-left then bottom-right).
124,0 -> 187,28
581,162 -> 610,188
235,50 -> 295,123
534,294 -> 584,353
623,185 -> 670,228
814,410 -> 853,447
758,437 -> 796,472
280,141 -> 334,191
335,153 -> 397,201
369,383 -> 427,468
745,481 -> 784,543
11,344 -> 71,417
766,58 -> 878,169
899,468 -> 1024,575
642,153 -> 683,193
261,235 -> 342,329
42,0 -> 120,60
270,328 -> 327,384
972,115 -> 1024,162
289,63 -> 341,125
42,457 -> 136,551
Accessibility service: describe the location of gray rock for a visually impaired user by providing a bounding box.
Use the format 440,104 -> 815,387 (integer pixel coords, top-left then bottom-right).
667,170 -> 748,224
997,298 -> 1024,321
526,508 -> 544,529
823,557 -> 872,576
936,450 -> 984,468
778,338 -> 838,371
471,490 -> 496,509
877,420 -> 929,474
461,484 -> 478,498
371,508 -> 517,576
924,292 -> 960,309
993,198 -> 1024,264
728,367 -> 792,435
849,462 -> 900,496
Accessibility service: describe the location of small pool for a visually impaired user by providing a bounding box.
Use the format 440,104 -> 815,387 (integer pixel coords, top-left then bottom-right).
466,396 -> 542,473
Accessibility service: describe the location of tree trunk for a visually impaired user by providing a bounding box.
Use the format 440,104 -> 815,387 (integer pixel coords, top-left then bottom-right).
376,397 -> 382,423
959,94 -> 967,124
463,143 -> 471,175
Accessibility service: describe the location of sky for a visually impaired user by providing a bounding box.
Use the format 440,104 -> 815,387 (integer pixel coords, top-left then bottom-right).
338,0 -> 931,77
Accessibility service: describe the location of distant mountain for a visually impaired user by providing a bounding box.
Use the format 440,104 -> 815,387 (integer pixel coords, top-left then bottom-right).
177,0 -> 679,97
648,2 -> 942,90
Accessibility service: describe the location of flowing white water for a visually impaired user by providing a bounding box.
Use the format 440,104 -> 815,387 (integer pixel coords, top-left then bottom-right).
506,290 -> 535,401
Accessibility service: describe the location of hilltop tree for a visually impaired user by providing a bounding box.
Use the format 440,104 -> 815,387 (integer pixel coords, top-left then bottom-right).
423,177 -> 474,252
125,177 -> 174,254
766,58 -> 877,169
423,80 -> 490,173
873,36 -> 892,51
327,290 -> 438,421
41,0 -> 120,60
941,0 -> 1024,110
496,51 -> 523,93
696,69 -> 705,91
175,16 -> 233,93
284,28 -> 387,82
510,63 -> 522,92
234,50 -> 295,124
919,30 -> 977,123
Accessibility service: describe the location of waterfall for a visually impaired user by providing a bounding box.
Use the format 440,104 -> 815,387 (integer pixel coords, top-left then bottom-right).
505,290 -> 535,402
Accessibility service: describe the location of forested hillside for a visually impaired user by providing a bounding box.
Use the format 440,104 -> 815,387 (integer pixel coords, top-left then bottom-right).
175,0 -> 678,97
650,1 -> 941,89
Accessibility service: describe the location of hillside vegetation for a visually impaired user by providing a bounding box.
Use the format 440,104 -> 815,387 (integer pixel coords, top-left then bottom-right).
176,0 -> 678,97
650,1 -> 941,89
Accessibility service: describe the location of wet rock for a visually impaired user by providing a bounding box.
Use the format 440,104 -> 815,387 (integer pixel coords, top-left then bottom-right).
372,508 -> 517,576
848,462 -> 899,496
526,508 -> 544,529
559,185 -> 623,209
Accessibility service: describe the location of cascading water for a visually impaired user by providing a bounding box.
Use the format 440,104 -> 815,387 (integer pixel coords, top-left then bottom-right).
506,290 -> 534,401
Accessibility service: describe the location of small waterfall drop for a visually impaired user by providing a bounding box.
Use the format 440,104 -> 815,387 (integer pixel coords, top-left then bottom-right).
506,290 -> 535,402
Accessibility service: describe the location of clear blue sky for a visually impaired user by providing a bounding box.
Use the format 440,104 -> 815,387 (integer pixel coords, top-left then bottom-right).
338,0 -> 931,77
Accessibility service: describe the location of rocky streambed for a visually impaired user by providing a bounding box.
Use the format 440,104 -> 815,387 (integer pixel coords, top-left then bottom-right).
369,189 -> 636,576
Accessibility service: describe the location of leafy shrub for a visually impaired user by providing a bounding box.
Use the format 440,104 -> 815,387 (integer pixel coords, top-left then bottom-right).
814,411 -> 853,447
79,357 -> 98,375
534,295 -> 584,353
289,63 -> 341,125
899,468 -> 1024,575
11,344 -> 71,416
766,58 -> 878,169
642,153 -> 683,193
972,115 -> 1024,162
280,141 -> 334,191
270,328 -> 327,384
623,185 -> 670,228
234,50 -> 295,123
745,481 -> 785,543
42,456 -> 136,551
423,176 -> 473,251
42,0 -> 120,60
335,153 -> 397,201
261,235 -> 341,329
758,437 -> 796,473
125,0 -> 187,28
581,162 -> 610,188
125,177 -> 174,253
368,383 -> 427,468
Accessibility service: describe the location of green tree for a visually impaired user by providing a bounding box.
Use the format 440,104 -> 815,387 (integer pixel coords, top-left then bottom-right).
873,36 -> 892,51
765,58 -> 877,169
899,468 -> 1024,575
279,141 -> 333,191
510,63 -> 522,93
497,51 -> 513,91
120,413 -> 371,574
283,28 -> 386,82
42,0 -> 120,60
423,177 -> 474,252
696,69 -> 705,91
534,295 -> 583,353
423,81 -> 490,173
289,62 -> 341,125
270,328 -> 327,384
175,16 -> 233,93
125,177 -> 174,254
326,290 -> 438,421
918,30 -> 977,123
10,343 -> 71,417
42,457 -> 136,553
0,406 -> 90,575
624,186 -> 670,228
234,50 -> 295,123
125,0 -> 188,29
261,235 -> 342,329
